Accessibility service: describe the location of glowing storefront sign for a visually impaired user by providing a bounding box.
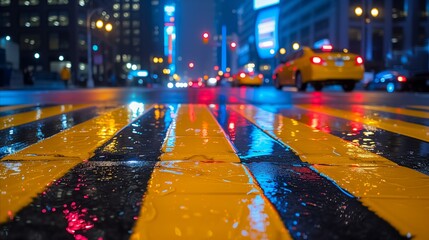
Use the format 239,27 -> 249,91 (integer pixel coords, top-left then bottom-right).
253,0 -> 279,10
255,7 -> 279,59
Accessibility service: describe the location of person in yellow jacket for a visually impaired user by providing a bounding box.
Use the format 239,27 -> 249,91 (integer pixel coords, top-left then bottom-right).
60,66 -> 71,88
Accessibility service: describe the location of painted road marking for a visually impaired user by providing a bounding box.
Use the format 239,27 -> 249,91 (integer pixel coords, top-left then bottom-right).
360,105 -> 429,119
0,104 -> 92,131
232,104 -> 429,239
0,106 -> 174,239
297,104 -> 429,143
2,104 -> 152,161
0,160 -> 79,223
131,104 -> 291,239
160,104 -> 239,162
0,107 -> 99,159
0,104 -> 152,223
212,106 -> 402,239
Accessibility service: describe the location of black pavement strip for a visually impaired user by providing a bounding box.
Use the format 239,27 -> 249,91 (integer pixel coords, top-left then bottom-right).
211,105 -> 406,240
91,105 -> 175,161
0,105 -> 175,240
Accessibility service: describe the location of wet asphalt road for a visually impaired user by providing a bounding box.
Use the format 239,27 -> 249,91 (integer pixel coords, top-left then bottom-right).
0,86 -> 428,240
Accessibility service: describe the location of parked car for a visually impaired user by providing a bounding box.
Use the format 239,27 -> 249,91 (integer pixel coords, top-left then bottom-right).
406,72 -> 429,92
273,45 -> 364,92
364,70 -> 409,92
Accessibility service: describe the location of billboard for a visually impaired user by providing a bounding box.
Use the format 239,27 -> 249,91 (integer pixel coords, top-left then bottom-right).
254,0 -> 279,10
255,7 -> 279,59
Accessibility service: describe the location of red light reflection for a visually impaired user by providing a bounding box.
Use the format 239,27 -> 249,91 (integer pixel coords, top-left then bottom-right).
308,112 -> 331,133
63,202 -> 96,239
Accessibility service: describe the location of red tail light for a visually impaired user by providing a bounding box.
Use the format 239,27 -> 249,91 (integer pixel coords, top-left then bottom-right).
311,56 -> 324,65
258,74 -> 264,79
355,56 -> 364,65
239,73 -> 246,78
321,44 -> 333,52
397,76 -> 407,82
189,81 -> 193,86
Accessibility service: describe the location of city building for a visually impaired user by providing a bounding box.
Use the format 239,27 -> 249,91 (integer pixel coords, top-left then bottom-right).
112,0 -> 158,85
236,0 -> 257,68
0,0 -> 117,86
214,0 -> 241,75
236,0 -> 429,75
0,0 -> 162,87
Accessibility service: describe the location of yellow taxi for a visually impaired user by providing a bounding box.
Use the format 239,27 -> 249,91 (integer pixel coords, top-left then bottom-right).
273,45 -> 364,92
232,67 -> 264,87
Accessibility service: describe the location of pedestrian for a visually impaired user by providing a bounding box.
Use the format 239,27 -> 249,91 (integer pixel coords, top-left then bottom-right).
23,67 -> 34,85
60,66 -> 71,88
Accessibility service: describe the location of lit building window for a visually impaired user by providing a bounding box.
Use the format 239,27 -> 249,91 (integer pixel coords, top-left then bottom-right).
0,0 -> 11,6
19,0 -> 39,5
47,0 -> 68,4
123,3 -> 130,10
113,3 -> 120,10
78,34 -> 86,50
20,34 -> 41,50
77,14 -> 85,26
132,3 -> 140,10
48,11 -> 69,26
132,21 -> 139,27
20,13 -> 40,27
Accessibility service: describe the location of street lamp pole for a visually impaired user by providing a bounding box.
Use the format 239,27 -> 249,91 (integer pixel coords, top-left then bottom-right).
86,8 -> 103,88
355,2 -> 378,61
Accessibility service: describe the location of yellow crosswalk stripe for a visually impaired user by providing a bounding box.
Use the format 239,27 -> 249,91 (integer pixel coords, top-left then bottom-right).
231,104 -> 429,239
360,105 -> 429,119
408,105 -> 429,111
131,104 -> 291,240
0,104 -> 92,130
296,104 -> 429,143
0,104 -> 153,223
0,104 -> 33,112
0,160 -> 79,223
160,104 -> 239,162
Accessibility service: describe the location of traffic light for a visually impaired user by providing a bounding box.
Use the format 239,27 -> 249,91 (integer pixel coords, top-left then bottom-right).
230,42 -> 237,50
202,32 -> 209,44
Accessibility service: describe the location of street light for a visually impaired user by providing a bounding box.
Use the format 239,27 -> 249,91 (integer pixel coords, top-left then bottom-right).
105,23 -> 113,32
96,20 -> 104,29
292,42 -> 300,50
86,8 -> 113,88
354,5 -> 379,61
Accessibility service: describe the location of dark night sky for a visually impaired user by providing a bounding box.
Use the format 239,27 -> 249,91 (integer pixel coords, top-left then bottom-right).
177,0 -> 215,79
